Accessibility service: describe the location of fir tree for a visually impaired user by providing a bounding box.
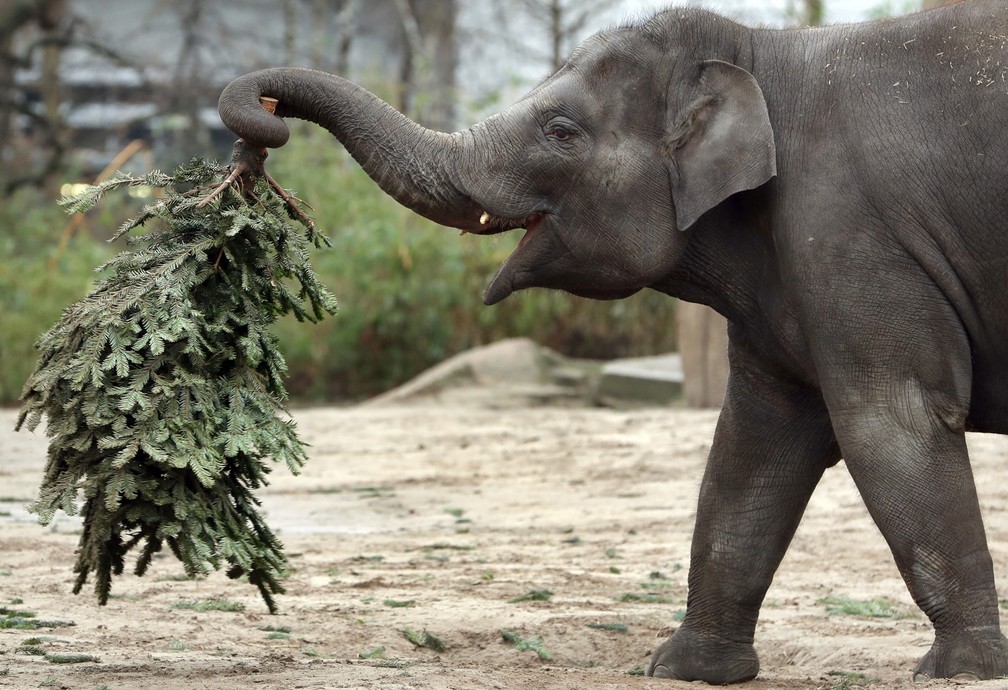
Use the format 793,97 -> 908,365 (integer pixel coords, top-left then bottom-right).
17,145 -> 337,613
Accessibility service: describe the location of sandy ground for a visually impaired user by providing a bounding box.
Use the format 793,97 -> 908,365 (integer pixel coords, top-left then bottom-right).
3,392 -> 1008,690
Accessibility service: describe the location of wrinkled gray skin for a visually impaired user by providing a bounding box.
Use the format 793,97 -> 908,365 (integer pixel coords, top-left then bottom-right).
218,1 -> 1008,683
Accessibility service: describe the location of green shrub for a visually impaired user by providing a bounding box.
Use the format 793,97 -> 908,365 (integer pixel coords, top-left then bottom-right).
0,188 -> 117,403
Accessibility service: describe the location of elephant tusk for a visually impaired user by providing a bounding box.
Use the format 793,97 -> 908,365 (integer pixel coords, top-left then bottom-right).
480,211 -> 491,225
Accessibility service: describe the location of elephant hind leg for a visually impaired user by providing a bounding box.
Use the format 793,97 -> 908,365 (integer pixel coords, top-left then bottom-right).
828,381 -> 1008,681
913,628 -> 1008,682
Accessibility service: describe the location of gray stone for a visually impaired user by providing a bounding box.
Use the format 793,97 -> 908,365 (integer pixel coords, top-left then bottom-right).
597,354 -> 683,405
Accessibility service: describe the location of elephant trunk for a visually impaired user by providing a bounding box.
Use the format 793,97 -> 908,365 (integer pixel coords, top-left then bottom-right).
217,67 -> 482,229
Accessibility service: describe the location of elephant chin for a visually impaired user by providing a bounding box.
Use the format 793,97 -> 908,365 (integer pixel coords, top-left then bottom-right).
480,218 -> 641,305
482,248 -> 527,305
480,215 -> 555,305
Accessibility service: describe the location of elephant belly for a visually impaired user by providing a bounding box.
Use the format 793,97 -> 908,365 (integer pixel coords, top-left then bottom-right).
968,355 -> 1008,434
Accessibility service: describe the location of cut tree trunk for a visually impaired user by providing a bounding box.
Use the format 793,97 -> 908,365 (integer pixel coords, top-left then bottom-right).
676,301 -> 728,409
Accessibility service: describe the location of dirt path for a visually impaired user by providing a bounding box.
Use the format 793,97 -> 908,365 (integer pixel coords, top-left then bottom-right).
2,401 -> 1007,689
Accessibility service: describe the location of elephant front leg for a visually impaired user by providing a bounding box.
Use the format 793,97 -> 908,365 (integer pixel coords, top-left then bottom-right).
647,366 -> 840,684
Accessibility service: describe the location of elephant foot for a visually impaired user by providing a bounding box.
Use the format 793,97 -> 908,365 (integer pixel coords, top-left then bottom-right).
913,630 -> 1008,682
646,627 -> 759,684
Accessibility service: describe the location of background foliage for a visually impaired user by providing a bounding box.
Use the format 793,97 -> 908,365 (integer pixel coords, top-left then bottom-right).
0,132 -> 678,405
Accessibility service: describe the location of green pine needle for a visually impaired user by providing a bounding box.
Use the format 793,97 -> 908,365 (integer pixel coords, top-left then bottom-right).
16,156 -> 337,613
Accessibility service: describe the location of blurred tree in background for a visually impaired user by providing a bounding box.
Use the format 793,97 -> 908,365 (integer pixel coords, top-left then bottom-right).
512,0 -> 624,71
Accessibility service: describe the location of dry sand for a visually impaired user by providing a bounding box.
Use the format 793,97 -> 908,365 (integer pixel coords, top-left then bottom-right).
3,388 -> 1008,689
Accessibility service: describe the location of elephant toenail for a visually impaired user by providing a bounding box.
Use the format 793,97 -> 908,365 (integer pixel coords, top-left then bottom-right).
951,672 -> 981,681
913,672 -> 932,683
651,664 -> 674,678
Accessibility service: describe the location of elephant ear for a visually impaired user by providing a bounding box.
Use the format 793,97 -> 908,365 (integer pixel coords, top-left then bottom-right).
666,60 -> 776,231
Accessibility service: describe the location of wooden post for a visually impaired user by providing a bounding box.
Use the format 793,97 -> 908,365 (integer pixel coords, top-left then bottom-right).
677,301 -> 729,409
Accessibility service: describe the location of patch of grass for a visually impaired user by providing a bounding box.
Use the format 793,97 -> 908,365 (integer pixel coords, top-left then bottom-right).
608,566 -> 621,574
444,507 -> 464,518
354,486 -> 395,499
604,548 -> 620,559
819,596 -> 902,619
402,627 -> 446,652
587,622 -> 629,634
46,653 -> 99,664
561,535 -> 582,545
168,639 -> 188,651
261,625 -> 292,634
627,667 -> 646,676
302,648 -> 320,657
20,636 -> 99,660
827,670 -> 880,689
39,677 -> 58,687
260,624 -> 292,640
673,608 -> 686,622
358,646 -> 385,659
352,555 -> 385,563
307,487 -> 343,494
172,597 -> 245,613
0,608 -> 74,630
422,543 -> 474,552
383,599 -> 416,608
9,598 -> 23,605
368,659 -> 416,669
618,592 -> 675,605
508,589 -> 553,604
0,511 -> 11,517
0,606 -> 35,618
501,629 -> 552,661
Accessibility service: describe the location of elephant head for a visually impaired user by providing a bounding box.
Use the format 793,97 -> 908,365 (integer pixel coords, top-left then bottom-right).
217,11 -> 776,306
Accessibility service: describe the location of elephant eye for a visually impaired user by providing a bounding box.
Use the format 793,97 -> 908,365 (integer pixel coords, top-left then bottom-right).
546,125 -> 573,141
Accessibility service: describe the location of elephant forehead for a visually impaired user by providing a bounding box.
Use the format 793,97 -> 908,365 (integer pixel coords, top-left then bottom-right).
568,29 -> 661,84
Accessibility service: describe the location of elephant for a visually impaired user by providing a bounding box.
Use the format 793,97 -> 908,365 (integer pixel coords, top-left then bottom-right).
215,0 -> 1008,683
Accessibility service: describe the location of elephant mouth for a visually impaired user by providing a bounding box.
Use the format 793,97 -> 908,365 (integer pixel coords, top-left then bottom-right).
463,209 -> 546,237
464,210 -> 551,306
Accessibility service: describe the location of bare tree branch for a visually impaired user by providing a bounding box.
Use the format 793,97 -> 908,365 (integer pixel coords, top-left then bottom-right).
506,0 -> 625,71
